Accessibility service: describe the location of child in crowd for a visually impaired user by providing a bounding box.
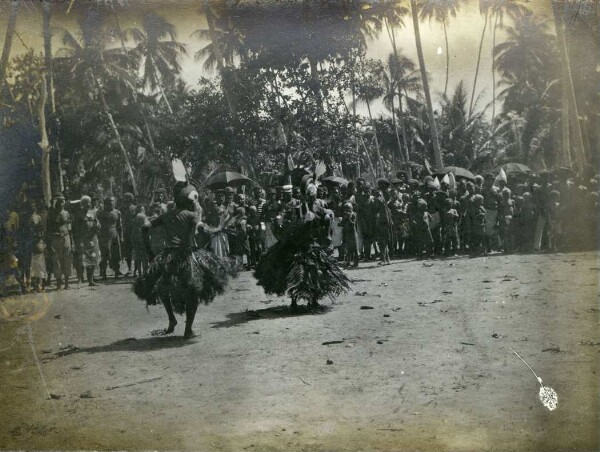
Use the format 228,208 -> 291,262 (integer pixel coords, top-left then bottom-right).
246,205 -> 262,268
375,191 -> 392,266
441,198 -> 459,256
518,192 -> 536,253
132,205 -> 149,277
230,207 -> 250,268
414,199 -> 434,259
29,238 -> 47,292
469,194 -> 486,256
498,187 -> 514,253
340,202 -> 359,267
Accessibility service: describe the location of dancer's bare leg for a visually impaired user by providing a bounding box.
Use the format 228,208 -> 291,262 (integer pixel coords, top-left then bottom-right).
184,299 -> 199,339
162,296 -> 177,333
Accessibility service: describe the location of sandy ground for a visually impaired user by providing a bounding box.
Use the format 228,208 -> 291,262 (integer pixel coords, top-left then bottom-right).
1,251 -> 599,451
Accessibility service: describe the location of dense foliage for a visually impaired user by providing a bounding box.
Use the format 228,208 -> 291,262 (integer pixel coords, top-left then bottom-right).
0,0 -> 597,205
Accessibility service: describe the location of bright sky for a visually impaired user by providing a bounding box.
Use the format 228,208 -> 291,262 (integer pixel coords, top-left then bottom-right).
1,0 -> 555,117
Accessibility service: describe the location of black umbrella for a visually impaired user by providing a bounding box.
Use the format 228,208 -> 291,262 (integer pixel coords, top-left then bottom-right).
434,166 -> 476,180
205,171 -> 251,190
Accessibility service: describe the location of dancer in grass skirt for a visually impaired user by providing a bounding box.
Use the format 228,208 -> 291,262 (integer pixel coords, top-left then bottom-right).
133,181 -> 238,339
254,181 -> 350,310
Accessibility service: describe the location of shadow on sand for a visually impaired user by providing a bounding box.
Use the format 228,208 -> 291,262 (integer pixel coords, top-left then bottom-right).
210,303 -> 331,329
53,335 -> 195,357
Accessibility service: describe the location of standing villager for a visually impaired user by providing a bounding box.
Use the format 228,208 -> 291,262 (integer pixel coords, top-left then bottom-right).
134,181 -> 238,339
131,205 -> 149,277
153,189 -> 168,215
147,204 -> 166,257
121,193 -> 136,276
205,190 -> 230,257
98,197 -> 123,279
498,188 -> 515,253
482,174 -> 501,252
73,196 -> 101,286
469,194 -> 487,256
340,202 -> 359,267
229,206 -> 250,267
254,182 -> 350,310
28,205 -> 47,292
441,198 -> 460,256
374,190 -> 393,266
46,194 -> 73,290
413,198 -> 434,258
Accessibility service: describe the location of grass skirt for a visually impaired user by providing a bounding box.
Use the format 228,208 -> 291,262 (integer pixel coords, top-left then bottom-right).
133,247 -> 238,315
254,221 -> 350,303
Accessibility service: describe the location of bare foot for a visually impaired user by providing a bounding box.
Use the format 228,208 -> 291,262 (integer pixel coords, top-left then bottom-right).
165,319 -> 177,334
183,330 -> 196,339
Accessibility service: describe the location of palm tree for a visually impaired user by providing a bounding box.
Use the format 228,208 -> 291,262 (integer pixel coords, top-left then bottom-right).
551,0 -> 586,170
419,0 -> 463,97
410,0 -> 443,169
128,13 -> 187,114
40,0 -> 56,114
201,0 -> 256,178
494,10 -> 561,166
58,10 -> 139,194
383,52 -> 421,176
488,0 -> 528,124
192,9 -> 244,71
439,81 -> 496,169
0,0 -> 20,98
354,58 -> 385,176
469,0 -> 492,118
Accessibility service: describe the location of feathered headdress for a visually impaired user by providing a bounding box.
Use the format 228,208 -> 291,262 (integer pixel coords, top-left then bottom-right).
172,159 -> 198,208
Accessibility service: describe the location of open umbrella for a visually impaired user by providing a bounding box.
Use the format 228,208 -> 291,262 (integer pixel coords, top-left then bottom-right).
434,166 -> 476,181
321,176 -> 349,186
205,171 -> 251,190
495,163 -> 532,175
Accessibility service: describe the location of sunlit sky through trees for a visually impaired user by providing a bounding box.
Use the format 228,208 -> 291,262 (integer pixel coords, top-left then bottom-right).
0,0 -> 560,118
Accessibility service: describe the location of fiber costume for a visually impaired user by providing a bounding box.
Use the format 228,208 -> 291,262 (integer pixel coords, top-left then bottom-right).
133,179 -> 237,338
254,182 -> 350,309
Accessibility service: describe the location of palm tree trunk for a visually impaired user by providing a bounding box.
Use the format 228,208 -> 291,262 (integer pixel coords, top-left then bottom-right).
0,0 -> 19,96
397,92 -> 412,178
366,99 -> 383,177
42,0 -> 55,114
386,22 -> 412,179
469,10 -> 489,118
360,135 -> 377,182
37,75 -> 52,205
309,56 -> 322,113
443,18 -> 449,97
552,0 -> 586,169
390,94 -> 400,172
157,77 -> 174,114
410,0 -> 443,169
351,68 -> 360,178
93,75 -> 138,195
491,12 -> 498,125
112,4 -> 129,63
